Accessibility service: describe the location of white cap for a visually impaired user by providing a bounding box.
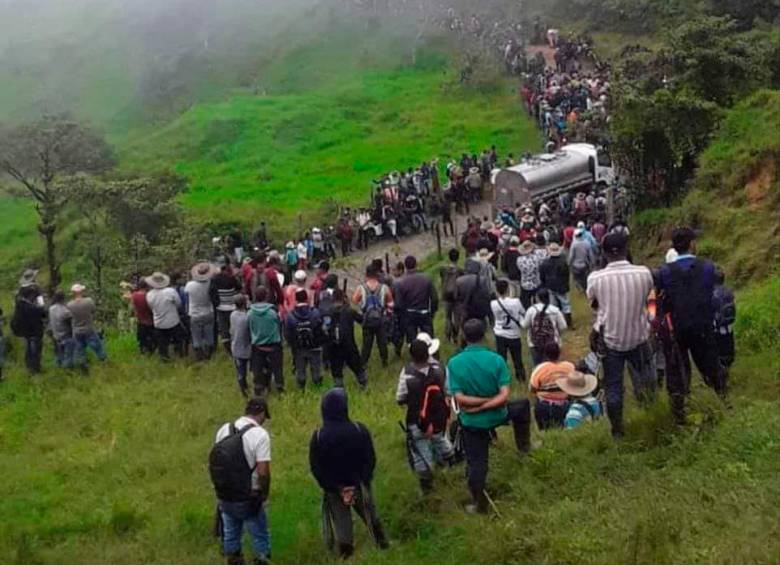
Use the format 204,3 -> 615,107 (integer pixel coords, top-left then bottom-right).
294,270 -> 307,282
71,283 -> 86,293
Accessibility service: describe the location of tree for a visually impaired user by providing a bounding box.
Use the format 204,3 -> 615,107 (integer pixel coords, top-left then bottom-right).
0,115 -> 115,293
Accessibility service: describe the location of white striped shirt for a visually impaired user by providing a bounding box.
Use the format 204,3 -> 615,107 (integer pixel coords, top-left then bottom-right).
586,261 -> 653,352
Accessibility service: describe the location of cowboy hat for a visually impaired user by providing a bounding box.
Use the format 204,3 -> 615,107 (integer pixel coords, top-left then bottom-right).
415,332 -> 440,356
556,370 -> 598,397
548,242 -> 563,257
145,272 -> 170,289
71,283 -> 86,293
477,248 -> 495,261
191,261 -> 218,282
519,240 -> 535,255
285,241 -> 295,249
469,166 -> 480,175
18,269 -> 39,287
501,225 -> 514,234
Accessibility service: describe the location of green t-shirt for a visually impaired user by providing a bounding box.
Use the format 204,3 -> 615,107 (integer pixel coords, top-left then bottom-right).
447,345 -> 511,429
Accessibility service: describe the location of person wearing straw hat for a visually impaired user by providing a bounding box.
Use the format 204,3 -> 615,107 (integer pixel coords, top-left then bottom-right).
516,240 -> 542,309
396,339 -> 455,494
145,272 -> 183,361
68,283 -> 107,369
557,370 -> 602,429
185,262 -> 218,361
540,242 -> 573,328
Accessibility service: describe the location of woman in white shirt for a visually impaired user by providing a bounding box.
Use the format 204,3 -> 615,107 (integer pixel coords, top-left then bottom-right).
522,288 -> 568,367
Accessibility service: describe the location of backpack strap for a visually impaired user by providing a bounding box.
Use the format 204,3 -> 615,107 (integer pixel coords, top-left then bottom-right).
496,298 -> 521,328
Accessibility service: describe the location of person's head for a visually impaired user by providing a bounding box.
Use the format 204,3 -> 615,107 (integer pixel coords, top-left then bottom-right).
332,288 -> 345,304
295,289 -> 308,305
70,283 -> 86,298
404,255 -> 417,271
448,248 -> 460,263
254,286 -> 269,303
409,339 -> 430,367
234,294 -> 248,311
256,252 -> 267,265
366,264 -> 379,279
371,258 -> 384,273
672,226 -> 697,254
537,288 -> 550,306
463,318 -> 486,344
496,279 -> 510,297
321,388 -> 349,423
317,261 -> 330,275
542,341 -> 561,362
52,290 -> 66,304
220,264 -> 230,274
602,232 -> 628,263
393,261 -> 405,277
294,270 -> 307,285
324,273 -> 338,290
137,279 -> 149,291
245,397 -> 270,424
535,233 -> 546,247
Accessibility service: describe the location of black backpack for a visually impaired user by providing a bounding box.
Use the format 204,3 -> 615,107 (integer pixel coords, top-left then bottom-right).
208,423 -> 256,502
667,260 -> 713,332
293,312 -> 317,349
530,305 -> 556,349
415,367 -> 449,435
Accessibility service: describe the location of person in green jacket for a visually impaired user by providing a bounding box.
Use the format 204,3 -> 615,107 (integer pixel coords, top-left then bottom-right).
248,287 -> 284,395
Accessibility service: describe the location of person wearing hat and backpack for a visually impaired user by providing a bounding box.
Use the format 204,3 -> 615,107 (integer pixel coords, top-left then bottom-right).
397,338 -> 455,493
210,397 -> 272,565
185,262 -> 218,361
557,370 -> 602,429
145,272 -> 184,361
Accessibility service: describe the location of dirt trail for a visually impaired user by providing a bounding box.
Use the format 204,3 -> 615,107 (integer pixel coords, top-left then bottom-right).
331,200 -> 491,290
525,44 -> 556,68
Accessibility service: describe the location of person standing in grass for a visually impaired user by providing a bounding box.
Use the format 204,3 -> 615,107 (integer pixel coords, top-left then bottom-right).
211,397 -> 272,565
310,388 -> 389,558
328,289 -> 367,389
130,280 -> 156,354
185,262 -> 218,361
522,288 -> 568,367
11,283 -> 46,374
49,290 -> 75,369
0,307 -> 6,382
213,265 -> 242,356
353,264 -> 393,367
491,279 -> 527,381
446,319 -> 531,514
145,272 -> 184,361
397,339 -> 456,493
540,242 -> 573,328
285,289 -> 325,390
395,255 -> 438,343
248,287 -> 285,396
231,295 -> 252,398
587,232 -> 655,439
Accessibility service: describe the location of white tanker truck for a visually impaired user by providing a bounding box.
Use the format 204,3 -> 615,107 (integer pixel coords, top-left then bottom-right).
492,143 -> 614,211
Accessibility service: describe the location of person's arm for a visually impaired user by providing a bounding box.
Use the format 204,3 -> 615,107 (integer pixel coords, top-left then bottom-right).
396,370 -> 409,405
521,307 -> 533,329
351,286 -> 362,306
171,289 -> 182,308
309,431 -> 328,490
454,392 -> 489,408
256,460 -> 271,501
556,310 -> 568,332
465,385 -> 510,413
429,279 -> 438,314
360,425 -> 377,485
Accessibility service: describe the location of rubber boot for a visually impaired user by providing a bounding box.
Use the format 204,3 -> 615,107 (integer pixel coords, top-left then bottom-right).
226,553 -> 246,565
509,400 -> 532,454
419,471 -> 434,495
670,394 -> 687,426
337,543 -> 354,558
607,404 -> 624,440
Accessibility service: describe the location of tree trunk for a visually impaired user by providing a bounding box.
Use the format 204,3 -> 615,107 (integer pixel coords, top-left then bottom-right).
42,223 -> 60,295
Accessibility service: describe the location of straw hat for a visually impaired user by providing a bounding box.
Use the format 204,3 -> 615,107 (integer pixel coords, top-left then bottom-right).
293,269 -> 307,282
519,240 -> 535,255
415,332 -> 440,356
548,242 -> 563,257
145,272 -> 170,289
469,166 -> 480,175
556,370 -> 598,397
286,241 -> 295,249
18,269 -> 39,287
191,262 -> 218,282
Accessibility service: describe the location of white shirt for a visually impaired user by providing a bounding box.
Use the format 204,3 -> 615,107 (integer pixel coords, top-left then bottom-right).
215,416 -> 271,491
491,297 -> 525,339
146,287 -> 182,330
184,280 -> 214,320
521,303 -> 568,347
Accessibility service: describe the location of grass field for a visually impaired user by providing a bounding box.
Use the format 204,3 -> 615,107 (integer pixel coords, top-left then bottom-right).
1,267 -> 778,565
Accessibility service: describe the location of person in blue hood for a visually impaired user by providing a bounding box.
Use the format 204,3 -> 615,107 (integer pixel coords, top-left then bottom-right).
309,388 -> 388,558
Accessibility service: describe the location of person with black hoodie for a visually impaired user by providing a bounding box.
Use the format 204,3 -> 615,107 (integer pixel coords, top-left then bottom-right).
328,289 -> 368,388
309,389 -> 389,558
11,285 -> 46,374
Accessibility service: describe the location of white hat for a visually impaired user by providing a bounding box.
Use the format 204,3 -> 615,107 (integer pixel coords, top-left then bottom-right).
71,283 -> 86,293
556,371 -> 598,397
293,270 -> 307,282
415,332 -> 440,355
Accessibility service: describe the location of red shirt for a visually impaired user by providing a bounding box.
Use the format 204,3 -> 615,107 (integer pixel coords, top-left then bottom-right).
131,290 -> 154,326
563,226 -> 575,248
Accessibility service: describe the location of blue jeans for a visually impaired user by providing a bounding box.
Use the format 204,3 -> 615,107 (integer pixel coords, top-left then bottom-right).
603,341 -> 656,433
24,336 -> 43,373
54,337 -> 77,368
73,332 -> 107,366
549,290 -> 571,315
220,500 -> 271,559
190,315 -> 215,350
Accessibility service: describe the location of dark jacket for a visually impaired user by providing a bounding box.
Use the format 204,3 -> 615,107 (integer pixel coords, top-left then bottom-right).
395,271 -> 438,314
540,255 -> 570,294
502,247 -> 521,280
284,304 -> 324,350
309,389 -> 376,492
331,304 -> 362,350
12,297 -> 46,338
657,257 -> 717,331
398,363 -> 446,425
455,260 -> 492,320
